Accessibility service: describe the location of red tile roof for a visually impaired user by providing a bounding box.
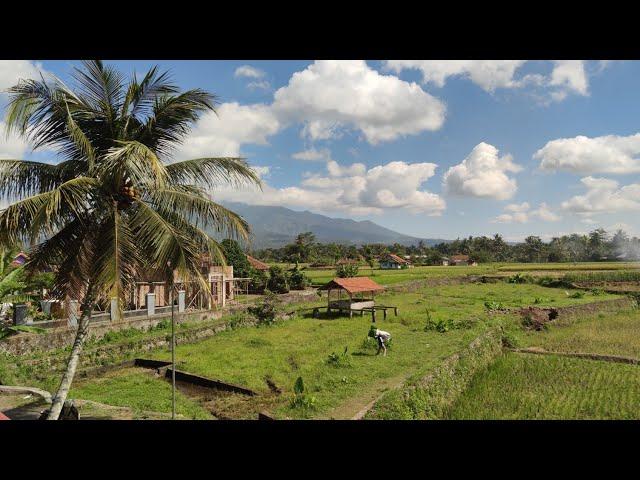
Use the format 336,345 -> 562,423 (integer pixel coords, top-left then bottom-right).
246,254 -> 270,271
320,277 -> 385,294
451,254 -> 470,262
384,253 -> 409,264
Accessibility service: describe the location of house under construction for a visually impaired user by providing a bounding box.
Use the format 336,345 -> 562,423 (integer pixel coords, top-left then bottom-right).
131,255 -> 250,311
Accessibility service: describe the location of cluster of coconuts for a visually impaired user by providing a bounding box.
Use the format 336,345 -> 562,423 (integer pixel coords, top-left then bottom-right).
119,184 -> 137,206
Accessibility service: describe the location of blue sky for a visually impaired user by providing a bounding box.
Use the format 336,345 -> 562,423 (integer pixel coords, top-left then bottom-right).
2,60 -> 640,241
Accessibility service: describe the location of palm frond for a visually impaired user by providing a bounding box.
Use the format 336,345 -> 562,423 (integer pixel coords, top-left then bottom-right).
91,208 -> 140,304
165,157 -> 262,189
140,185 -> 250,240
0,177 -> 97,246
101,140 -> 168,187
143,90 -> 216,156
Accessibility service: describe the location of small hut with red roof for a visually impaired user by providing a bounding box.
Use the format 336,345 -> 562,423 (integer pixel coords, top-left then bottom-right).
319,277 -> 384,317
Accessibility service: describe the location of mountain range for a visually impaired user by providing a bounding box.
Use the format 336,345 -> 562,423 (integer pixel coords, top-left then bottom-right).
219,202 -> 449,249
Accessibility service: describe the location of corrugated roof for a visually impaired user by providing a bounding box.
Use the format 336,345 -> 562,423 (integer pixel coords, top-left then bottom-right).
451,254 -> 470,261
246,254 -> 270,270
320,277 -> 384,294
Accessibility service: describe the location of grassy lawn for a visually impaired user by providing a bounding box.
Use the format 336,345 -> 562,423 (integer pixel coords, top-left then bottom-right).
302,261 -> 640,286
304,264 -> 498,286
136,282 -> 616,419
447,352 -> 640,419
513,307 -> 640,359
1,264 -> 631,420
70,367 -> 212,419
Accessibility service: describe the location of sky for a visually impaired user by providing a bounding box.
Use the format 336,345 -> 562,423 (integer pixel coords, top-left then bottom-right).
2,59 -> 640,242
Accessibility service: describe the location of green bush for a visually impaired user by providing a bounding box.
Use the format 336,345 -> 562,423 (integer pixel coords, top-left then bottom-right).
566,290 -> 585,299
336,263 -> 359,278
288,267 -> 311,290
247,291 -> 281,326
249,268 -> 268,293
507,273 -> 534,284
325,346 -> 352,368
267,266 -> 289,294
484,300 -> 505,311
289,376 -> 317,411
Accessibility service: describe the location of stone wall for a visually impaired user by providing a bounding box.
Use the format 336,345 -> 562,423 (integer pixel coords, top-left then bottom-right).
0,288 -> 320,356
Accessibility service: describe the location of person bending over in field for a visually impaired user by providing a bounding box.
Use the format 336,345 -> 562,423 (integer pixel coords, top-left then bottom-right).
369,326 -> 391,356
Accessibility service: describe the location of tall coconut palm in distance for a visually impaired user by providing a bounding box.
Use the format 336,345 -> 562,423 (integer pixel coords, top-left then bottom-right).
0,60 -> 260,419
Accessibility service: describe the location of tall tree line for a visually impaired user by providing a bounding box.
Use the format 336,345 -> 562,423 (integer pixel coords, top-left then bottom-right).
253,229 -> 640,264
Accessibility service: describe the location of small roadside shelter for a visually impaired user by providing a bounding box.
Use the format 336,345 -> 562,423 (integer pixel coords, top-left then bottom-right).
319,277 -> 385,317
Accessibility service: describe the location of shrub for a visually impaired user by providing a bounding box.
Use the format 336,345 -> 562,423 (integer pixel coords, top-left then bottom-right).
325,346 -> 352,368
267,266 -> 289,294
566,290 -> 585,299
425,317 -> 452,333
336,263 -> 359,278
247,291 -> 281,326
288,267 -> 311,290
507,273 -> 533,284
289,376 -> 316,411
590,288 -> 605,296
249,268 -> 268,294
484,301 -> 505,311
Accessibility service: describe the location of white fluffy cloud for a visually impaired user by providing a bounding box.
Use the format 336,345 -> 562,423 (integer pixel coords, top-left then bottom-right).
234,65 -> 265,79
174,102 -> 280,159
179,61 -> 447,158
291,147 -> 332,162
214,160 -> 445,216
384,60 -> 590,102
534,133 -> 640,174
550,60 -> 588,96
561,176 -> 640,214
384,60 -> 528,91
0,121 -> 30,159
492,201 -> 561,223
443,142 -> 522,200
0,60 -> 47,92
272,60 -> 446,144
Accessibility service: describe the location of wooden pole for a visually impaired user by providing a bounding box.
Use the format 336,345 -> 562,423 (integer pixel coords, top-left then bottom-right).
171,287 -> 175,420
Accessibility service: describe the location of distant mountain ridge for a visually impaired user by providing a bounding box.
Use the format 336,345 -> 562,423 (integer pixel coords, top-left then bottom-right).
219,202 -> 449,249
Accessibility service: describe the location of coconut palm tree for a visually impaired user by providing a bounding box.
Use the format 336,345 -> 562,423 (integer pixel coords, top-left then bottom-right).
0,60 -> 260,419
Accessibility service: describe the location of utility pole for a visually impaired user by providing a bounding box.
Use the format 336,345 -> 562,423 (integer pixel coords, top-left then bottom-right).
171,286 -> 176,420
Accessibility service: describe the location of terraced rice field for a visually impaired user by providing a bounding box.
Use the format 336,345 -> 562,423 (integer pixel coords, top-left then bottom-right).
447,352 -> 640,420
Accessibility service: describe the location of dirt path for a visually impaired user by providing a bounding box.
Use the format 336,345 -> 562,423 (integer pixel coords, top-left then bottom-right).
319,372 -> 412,420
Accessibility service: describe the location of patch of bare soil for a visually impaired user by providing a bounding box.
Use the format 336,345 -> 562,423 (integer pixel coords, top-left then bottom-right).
74,399 -> 185,420
172,380 -> 278,419
0,393 -> 41,412
519,307 -> 558,331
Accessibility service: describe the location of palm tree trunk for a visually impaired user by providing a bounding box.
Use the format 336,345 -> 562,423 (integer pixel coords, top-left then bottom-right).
46,292 -> 94,420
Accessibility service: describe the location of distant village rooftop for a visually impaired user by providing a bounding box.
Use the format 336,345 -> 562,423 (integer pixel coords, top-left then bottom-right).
246,254 -> 269,271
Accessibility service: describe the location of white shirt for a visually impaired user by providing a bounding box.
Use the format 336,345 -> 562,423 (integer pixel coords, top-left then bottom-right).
375,329 -> 391,341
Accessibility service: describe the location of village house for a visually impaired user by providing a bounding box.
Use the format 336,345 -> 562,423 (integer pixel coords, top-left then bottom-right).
246,254 -> 270,271
379,253 -> 411,269
11,251 -> 28,267
441,257 -> 450,266
449,254 -> 477,266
